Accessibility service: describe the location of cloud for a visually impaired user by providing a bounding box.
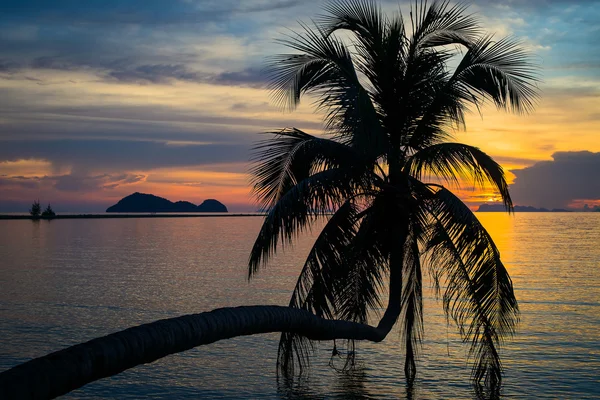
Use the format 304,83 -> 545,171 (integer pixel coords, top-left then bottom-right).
0,172 -> 145,192
0,140 -> 251,173
1,0 -> 599,212
0,0 -> 282,87
489,155 -> 543,167
30,56 -> 80,71
0,0 -> 303,25
509,151 -> 600,208
106,64 -> 203,84
211,68 -> 267,88
0,59 -> 20,72
52,173 -> 146,192
105,65 -> 267,86
230,101 -> 271,111
0,83 -> 323,144
2,0 -> 598,90
464,0 -> 600,9
10,55 -> 267,87
0,175 -> 41,189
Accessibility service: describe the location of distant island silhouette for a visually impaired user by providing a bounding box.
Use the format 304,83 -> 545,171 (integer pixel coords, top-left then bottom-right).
106,192 -> 228,213
477,204 -> 571,212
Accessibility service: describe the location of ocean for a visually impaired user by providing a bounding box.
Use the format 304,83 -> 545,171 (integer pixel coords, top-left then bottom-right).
0,213 -> 598,399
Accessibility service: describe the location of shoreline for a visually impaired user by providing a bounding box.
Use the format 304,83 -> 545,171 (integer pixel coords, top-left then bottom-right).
0,211 -> 591,221
0,213 -> 265,220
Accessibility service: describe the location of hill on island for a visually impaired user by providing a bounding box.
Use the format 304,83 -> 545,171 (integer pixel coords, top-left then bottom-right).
477,204 -> 570,212
106,192 -> 228,213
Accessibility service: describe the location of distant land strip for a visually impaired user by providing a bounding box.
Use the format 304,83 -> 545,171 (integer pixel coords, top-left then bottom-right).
476,203 -> 572,212
0,214 -> 264,220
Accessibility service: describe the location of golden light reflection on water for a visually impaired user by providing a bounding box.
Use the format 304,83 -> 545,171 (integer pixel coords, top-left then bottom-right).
476,212 -> 600,396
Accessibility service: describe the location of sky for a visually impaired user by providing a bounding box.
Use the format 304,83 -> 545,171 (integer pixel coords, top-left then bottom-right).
0,0 -> 599,212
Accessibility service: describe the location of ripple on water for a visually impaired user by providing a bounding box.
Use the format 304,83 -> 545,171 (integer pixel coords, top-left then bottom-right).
0,214 -> 599,399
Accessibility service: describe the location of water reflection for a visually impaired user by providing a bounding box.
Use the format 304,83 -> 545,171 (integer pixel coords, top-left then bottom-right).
0,214 -> 599,399
277,368 -> 374,399
277,366 -> 463,400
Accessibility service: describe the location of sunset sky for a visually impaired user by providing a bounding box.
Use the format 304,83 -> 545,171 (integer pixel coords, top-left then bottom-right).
1,0 -> 599,212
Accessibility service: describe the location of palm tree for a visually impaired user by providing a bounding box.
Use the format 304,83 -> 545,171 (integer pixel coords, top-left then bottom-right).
249,0 -> 537,391
0,1 -> 537,398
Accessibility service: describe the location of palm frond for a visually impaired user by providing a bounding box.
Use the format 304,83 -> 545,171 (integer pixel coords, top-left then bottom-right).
407,71 -> 472,150
278,196 -> 391,376
319,0 -> 405,99
453,35 -> 540,114
399,46 -> 453,133
267,23 -> 386,156
377,31 -> 453,149
405,143 -> 512,211
248,164 -> 377,277
278,201 -> 361,376
336,197 -> 390,324
334,196 -> 392,370
410,0 -> 480,49
408,20 -> 538,150
257,1 -> 529,391
400,220 -> 423,382
250,128 -> 371,210
321,0 -> 385,45
422,186 -> 519,388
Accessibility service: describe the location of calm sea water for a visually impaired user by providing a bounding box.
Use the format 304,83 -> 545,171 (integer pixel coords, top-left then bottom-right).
0,214 -> 598,399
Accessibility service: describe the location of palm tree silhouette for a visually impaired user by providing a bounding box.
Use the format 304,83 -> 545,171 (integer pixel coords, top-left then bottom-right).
0,1 -> 538,398
250,0 -> 537,390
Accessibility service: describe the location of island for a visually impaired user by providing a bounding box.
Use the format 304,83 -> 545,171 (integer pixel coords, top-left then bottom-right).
476,204 -> 571,212
106,192 -> 228,213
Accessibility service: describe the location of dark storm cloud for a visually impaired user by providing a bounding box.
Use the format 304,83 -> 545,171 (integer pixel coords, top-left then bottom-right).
510,151 -> 600,209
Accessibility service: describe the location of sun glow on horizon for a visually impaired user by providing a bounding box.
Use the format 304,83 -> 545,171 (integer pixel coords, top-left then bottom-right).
0,1 -> 598,212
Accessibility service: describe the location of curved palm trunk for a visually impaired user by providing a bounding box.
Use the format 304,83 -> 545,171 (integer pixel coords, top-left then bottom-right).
0,305 -> 388,400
